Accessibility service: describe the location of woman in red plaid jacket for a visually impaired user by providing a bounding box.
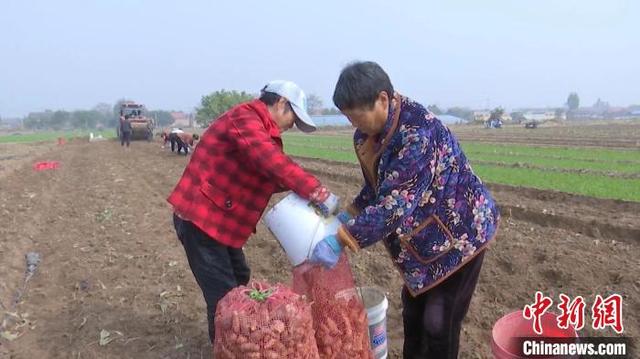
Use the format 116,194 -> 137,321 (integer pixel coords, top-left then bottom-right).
167,80 -> 337,343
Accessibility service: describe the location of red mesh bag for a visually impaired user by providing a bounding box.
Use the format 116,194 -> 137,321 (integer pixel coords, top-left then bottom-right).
293,254 -> 373,359
33,161 -> 60,171
213,281 -> 320,359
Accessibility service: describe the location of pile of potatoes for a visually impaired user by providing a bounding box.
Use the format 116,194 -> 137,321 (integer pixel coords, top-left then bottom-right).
312,293 -> 373,359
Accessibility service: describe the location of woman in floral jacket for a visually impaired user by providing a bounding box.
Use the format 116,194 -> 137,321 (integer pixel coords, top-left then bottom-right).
310,61 -> 500,358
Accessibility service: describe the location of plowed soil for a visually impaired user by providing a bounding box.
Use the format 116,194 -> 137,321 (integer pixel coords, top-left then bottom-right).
1,139 -> 638,358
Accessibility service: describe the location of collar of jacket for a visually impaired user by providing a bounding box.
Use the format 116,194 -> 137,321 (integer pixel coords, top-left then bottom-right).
380,93 -> 403,146
354,93 -> 402,190
246,99 -> 282,139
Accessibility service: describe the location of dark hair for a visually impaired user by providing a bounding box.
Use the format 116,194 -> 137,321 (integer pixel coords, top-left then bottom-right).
193,134 -> 200,140
259,88 -> 295,117
332,61 -> 394,110
259,87 -> 282,106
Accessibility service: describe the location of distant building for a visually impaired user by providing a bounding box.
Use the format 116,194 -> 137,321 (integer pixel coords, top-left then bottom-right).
170,111 -> 192,128
603,108 -> 640,120
437,114 -> 465,125
568,107 -> 603,120
472,111 -> 491,123
523,110 -> 557,122
593,98 -> 610,113
0,117 -> 22,130
513,107 -> 566,121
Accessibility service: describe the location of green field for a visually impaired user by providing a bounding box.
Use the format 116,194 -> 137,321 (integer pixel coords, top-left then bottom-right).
3,130 -> 638,201
0,130 -> 116,144
283,133 -> 640,202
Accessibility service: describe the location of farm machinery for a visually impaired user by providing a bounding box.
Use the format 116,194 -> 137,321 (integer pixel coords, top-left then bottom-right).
117,101 -> 155,141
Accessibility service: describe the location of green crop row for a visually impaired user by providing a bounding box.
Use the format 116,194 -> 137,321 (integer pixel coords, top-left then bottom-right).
0,130 -> 116,144
459,142 -> 640,164
283,134 -> 640,174
283,142 -> 640,202
284,133 -> 640,163
466,153 -> 640,175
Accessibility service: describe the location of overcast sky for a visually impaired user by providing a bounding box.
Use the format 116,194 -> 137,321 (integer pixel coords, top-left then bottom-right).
1,0 -> 638,117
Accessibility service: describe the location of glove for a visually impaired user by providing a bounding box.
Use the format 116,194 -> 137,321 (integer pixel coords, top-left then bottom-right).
310,235 -> 342,269
309,186 -> 340,217
336,211 -> 353,224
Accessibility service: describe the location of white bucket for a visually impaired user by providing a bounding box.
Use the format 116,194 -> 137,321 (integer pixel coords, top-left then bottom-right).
263,192 -> 341,267
359,287 -> 389,359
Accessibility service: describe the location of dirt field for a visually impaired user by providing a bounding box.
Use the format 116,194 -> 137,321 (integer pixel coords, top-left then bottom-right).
448,122 -> 640,149
1,138 -> 638,358
327,121 -> 640,149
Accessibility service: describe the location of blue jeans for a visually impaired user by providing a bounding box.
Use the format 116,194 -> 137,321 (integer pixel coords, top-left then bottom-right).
172,214 -> 250,343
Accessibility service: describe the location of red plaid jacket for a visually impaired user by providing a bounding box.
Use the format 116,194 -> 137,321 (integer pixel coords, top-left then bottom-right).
167,100 -> 321,248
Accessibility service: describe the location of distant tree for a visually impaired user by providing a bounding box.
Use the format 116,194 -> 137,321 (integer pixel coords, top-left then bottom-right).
489,107 -> 505,120
23,110 -> 52,130
307,94 -> 324,115
71,110 -> 98,129
446,107 -> 473,122
427,104 -> 443,115
22,108 -> 106,130
24,112 -> 40,130
86,104 -> 109,128
112,99 -> 131,123
196,90 -> 254,127
23,115 -> 38,130
321,107 -> 341,115
148,110 -> 175,127
593,98 -> 610,112
93,103 -> 112,116
51,110 -> 71,130
554,108 -> 566,120
566,92 -> 580,111
510,111 -> 525,123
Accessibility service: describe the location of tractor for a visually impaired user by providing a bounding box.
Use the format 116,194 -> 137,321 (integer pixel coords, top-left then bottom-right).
117,101 -> 155,141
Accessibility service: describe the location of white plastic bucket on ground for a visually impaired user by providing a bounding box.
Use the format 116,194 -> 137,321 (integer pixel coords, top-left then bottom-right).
359,287 -> 390,359
263,192 -> 341,266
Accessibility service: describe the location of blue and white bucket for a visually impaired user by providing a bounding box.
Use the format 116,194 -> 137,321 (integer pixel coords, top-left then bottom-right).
359,287 -> 389,359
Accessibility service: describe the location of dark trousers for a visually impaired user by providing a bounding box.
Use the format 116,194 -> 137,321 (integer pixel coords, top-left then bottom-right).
402,251 -> 485,359
120,131 -> 131,147
172,214 -> 251,343
167,133 -> 178,152
168,133 -> 178,152
175,137 -> 189,155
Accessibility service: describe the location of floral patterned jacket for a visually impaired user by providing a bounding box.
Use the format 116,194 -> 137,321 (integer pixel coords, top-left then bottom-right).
336,95 -> 500,296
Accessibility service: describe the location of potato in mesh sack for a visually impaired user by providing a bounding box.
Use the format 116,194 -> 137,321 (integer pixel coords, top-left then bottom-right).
293,253 -> 374,359
213,281 -> 320,359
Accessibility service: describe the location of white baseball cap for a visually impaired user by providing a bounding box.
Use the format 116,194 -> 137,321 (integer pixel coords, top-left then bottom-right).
262,80 -> 316,133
